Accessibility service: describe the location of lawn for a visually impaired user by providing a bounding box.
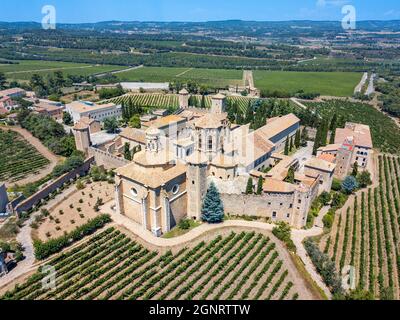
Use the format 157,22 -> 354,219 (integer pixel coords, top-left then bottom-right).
254,71 -> 362,97
0,60 -> 126,81
115,66 -> 243,87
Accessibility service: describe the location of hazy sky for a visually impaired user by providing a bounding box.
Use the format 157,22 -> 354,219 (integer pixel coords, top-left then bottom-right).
1,0 -> 399,23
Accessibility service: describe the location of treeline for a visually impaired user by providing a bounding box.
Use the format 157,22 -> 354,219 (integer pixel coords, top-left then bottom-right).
19,111 -> 76,157
376,76 -> 400,117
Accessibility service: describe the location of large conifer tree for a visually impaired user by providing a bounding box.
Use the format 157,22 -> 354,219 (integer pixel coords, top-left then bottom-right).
201,182 -> 224,223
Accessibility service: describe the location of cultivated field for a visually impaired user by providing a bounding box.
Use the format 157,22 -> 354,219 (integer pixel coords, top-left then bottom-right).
254,71 -> 361,96
1,228 -> 311,300
320,155 -> 400,299
0,130 -> 50,182
304,100 -> 400,155
0,60 -> 126,81
115,66 -> 244,88
108,93 -> 255,113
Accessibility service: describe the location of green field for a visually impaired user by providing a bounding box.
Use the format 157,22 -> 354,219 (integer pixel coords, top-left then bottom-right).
116,66 -> 244,87
0,60 -> 127,81
254,71 -> 362,96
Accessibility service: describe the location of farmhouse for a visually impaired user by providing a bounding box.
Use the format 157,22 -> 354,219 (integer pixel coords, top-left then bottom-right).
33,101 -> 65,121
66,101 -> 122,123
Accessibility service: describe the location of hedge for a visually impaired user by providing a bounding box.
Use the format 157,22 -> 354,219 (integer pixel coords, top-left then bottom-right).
33,214 -> 112,260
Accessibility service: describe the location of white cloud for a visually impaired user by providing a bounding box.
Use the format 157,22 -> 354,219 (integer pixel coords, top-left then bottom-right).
316,0 -> 349,8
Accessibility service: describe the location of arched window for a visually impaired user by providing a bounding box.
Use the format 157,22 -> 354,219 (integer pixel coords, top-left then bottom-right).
198,135 -> 202,149
208,136 -> 213,150
172,184 -> 180,195
130,188 -> 138,197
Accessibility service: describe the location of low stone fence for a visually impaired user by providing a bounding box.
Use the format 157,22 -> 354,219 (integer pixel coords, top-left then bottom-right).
88,147 -> 129,170
14,157 -> 94,215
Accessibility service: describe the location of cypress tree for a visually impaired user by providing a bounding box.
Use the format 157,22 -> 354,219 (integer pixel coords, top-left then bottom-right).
294,130 -> 301,149
329,114 -> 337,144
257,176 -> 264,195
289,136 -> 294,152
123,143 -> 132,161
201,95 -> 206,109
284,136 -> 290,156
246,177 -> 254,194
201,182 -> 224,223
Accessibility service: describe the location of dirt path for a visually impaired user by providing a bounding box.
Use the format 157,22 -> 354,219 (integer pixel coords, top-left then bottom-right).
95,65 -> 144,78
175,68 -> 193,77
0,126 -> 60,186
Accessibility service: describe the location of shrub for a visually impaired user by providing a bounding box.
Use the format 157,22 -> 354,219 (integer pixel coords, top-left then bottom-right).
272,222 -> 296,252
178,219 -> 191,230
331,178 -> 342,192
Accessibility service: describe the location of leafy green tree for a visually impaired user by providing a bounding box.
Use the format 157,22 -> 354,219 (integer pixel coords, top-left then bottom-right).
201,182 -> 224,224
103,117 -> 119,133
319,191 -> 332,206
256,176 -> 264,195
345,288 -> 375,300
246,177 -> 254,194
272,222 -> 296,252
357,171 -> 372,188
62,112 -> 73,125
129,114 -> 141,129
342,176 -> 359,194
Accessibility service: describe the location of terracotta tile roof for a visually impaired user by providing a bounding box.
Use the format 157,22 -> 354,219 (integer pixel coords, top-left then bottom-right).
305,157 -> 336,173
144,115 -> 186,129
117,155 -> 186,188
119,127 -> 146,144
335,122 -> 373,149
260,114 -> 300,140
318,144 -> 341,152
211,154 -> 237,168
266,155 -> 297,181
67,101 -> 117,114
0,88 -> 25,97
317,153 -> 336,163
263,178 -> 295,193
194,113 -> 228,129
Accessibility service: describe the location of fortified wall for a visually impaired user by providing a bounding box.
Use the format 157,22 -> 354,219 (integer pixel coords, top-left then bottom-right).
14,157 -> 94,215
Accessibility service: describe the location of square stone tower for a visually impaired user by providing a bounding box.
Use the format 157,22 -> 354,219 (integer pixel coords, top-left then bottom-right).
210,93 -> 226,114
179,89 -> 189,109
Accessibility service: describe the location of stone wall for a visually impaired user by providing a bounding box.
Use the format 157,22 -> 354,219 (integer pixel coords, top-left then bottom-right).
220,191 -> 308,229
89,147 -> 130,170
14,157 -> 94,215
